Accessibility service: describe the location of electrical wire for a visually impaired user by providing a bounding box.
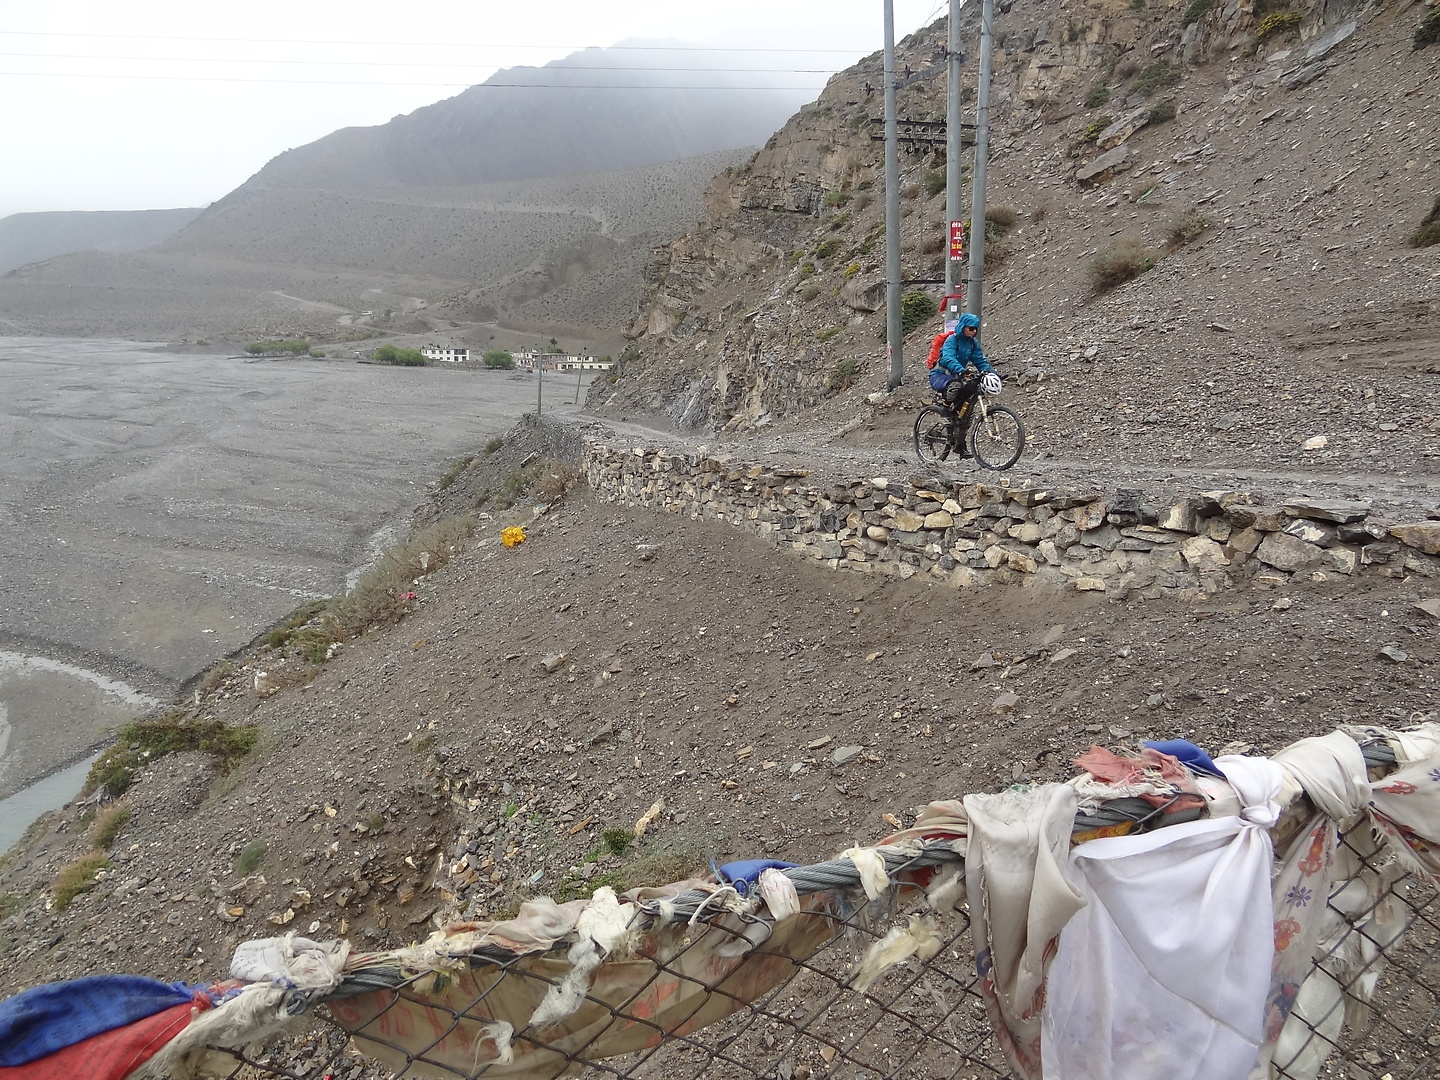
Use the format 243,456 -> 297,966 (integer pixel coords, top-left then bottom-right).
0,70 -> 827,90
0,51 -> 840,73
0,30 -> 875,54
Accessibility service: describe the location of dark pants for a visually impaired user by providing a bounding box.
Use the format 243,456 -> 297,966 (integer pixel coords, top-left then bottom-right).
942,377 -> 979,418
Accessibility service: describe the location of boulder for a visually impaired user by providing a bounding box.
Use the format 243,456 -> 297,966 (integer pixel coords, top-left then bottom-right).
1255,532 -> 1324,572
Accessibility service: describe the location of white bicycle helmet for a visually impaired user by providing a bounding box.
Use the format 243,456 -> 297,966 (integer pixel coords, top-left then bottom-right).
980,372 -> 1003,396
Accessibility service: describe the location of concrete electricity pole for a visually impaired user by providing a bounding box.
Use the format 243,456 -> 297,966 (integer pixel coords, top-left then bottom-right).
945,0 -> 963,299
965,0 -> 995,322
883,0 -> 903,390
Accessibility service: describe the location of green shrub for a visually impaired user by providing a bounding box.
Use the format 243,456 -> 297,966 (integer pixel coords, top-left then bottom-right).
245,339 -> 311,357
437,456 -> 474,490
482,350 -> 515,369
89,804 -> 131,849
1167,208 -> 1213,250
1182,0 -> 1214,25
985,207 -> 1019,243
85,713 -> 260,797
814,239 -> 840,260
1256,11 -> 1302,40
1131,60 -> 1181,97
1085,86 -> 1111,108
923,168 -> 947,198
484,435 -> 503,454
601,828 -> 634,856
1409,195 -> 1440,247
1089,237 -> 1159,294
234,839 -> 268,876
823,190 -> 851,208
799,262 -> 817,279
842,262 -> 862,278
1148,101 -> 1178,125
816,327 -> 843,343
828,357 -> 860,391
1417,5 -> 1440,48
52,853 -> 110,910
899,291 -> 938,336
1081,115 -> 1113,143
330,516 -> 476,633
373,344 -> 426,366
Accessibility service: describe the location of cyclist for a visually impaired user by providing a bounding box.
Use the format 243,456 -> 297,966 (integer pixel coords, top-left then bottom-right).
928,312 -> 1001,453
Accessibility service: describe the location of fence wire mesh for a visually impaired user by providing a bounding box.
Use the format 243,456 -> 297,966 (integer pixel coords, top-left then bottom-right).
197,821 -> 1438,1080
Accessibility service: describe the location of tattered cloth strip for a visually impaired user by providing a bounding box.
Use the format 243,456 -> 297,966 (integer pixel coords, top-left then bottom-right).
963,783 -> 1083,1080
1264,723 -> 1440,1080
326,885 -> 837,1078
1071,744 -> 1207,821
1245,730 -> 1372,1080
1042,758 -> 1284,1080
132,983 -> 296,1080
0,998 -> 206,1080
0,975 -> 204,1066
1365,724 -> 1440,881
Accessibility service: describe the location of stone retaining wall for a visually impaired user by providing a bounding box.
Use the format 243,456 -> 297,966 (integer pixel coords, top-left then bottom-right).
580,439 -> 1440,599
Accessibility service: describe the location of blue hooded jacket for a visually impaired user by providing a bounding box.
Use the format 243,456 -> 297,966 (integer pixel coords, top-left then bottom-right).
936,312 -> 994,379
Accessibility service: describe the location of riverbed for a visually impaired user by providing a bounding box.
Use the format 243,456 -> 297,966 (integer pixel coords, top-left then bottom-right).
0,337 -> 585,822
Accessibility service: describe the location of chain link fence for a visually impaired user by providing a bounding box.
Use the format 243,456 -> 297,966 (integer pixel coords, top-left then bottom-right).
189,819 -> 1437,1080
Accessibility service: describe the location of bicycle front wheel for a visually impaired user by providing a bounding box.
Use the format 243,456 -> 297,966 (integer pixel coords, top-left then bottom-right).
970,405 -> 1026,470
913,405 -> 954,467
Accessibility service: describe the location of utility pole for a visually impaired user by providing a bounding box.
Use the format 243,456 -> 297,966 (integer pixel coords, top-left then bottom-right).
536,354 -> 543,415
965,0 -> 995,323
945,0 -> 963,299
883,0 -> 903,390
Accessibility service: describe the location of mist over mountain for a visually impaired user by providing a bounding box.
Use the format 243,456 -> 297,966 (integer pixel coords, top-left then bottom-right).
228,41 -> 816,194
0,208 -> 201,275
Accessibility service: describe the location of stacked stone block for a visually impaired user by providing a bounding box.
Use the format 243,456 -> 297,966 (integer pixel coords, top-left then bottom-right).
581,439 -> 1440,598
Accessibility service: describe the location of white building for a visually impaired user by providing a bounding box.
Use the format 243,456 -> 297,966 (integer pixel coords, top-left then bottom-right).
421,344 -> 470,363
516,351 -> 613,371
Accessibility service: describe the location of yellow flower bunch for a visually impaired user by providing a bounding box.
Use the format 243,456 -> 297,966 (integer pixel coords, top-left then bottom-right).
501,526 -> 527,548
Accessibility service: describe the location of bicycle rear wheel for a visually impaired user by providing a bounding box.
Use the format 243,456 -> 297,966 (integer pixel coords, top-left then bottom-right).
913,406 -> 955,467
970,405 -> 1026,470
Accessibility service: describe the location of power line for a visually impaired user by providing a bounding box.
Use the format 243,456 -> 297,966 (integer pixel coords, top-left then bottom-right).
0,30 -> 874,55
0,70 -> 826,90
0,51 -> 839,74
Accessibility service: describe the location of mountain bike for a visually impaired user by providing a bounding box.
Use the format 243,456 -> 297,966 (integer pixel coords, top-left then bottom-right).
913,380 -> 1026,470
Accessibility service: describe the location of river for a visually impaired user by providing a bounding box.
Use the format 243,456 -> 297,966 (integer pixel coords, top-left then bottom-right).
0,337 -> 586,841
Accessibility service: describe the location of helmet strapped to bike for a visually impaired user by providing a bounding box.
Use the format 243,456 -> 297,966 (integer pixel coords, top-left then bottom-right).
980,372 -> 1002,396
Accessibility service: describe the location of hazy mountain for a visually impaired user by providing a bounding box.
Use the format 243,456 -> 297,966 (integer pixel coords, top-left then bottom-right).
224,41 -> 815,194
0,208 -> 202,275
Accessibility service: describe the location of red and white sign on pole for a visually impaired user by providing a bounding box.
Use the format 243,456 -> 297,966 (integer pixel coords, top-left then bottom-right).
949,219 -> 965,262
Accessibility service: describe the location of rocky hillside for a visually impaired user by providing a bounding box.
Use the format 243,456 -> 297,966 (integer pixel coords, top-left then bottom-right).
0,151 -> 746,346
594,0 -> 1440,461
4,415 -> 1438,1003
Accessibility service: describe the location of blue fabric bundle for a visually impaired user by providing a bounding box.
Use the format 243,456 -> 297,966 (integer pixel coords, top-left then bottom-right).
1143,738 -> 1221,777
0,975 -> 201,1066
714,859 -> 800,897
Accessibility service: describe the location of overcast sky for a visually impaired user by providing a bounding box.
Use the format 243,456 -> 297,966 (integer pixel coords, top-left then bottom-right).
1,1 -> 947,220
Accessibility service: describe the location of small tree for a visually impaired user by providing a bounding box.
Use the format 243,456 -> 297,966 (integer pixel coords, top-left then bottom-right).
373,344 -> 398,363
483,349 -> 515,369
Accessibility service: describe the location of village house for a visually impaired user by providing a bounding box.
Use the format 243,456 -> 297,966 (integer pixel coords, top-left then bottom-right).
421,344 -> 469,363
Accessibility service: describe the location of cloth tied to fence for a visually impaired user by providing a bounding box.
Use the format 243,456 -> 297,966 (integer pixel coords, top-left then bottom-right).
326,880 -> 836,1078
1041,757 -> 1285,1080
0,975 -> 206,1066
5,723 -> 1440,1080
